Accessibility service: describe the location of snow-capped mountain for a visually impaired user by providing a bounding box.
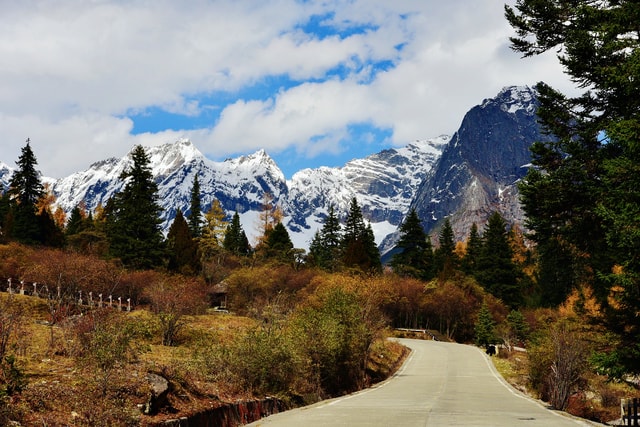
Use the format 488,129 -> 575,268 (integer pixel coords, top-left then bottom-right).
284,136 -> 448,246
0,86 -> 548,254
410,85 -> 553,243
46,135 -> 447,249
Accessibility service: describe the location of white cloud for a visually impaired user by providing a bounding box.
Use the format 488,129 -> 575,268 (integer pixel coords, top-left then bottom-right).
0,0 -> 575,178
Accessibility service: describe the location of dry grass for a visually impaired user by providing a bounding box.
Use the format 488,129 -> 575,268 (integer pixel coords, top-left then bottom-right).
491,348 -> 639,424
2,290 -> 407,425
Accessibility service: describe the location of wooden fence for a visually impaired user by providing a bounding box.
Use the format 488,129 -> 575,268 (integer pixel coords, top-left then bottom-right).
622,398 -> 639,426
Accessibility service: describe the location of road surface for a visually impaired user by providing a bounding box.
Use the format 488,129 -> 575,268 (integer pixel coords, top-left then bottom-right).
247,339 -> 599,426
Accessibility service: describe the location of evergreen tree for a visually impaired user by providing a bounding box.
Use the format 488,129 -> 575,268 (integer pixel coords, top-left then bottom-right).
38,207 -> 65,247
391,208 -> 434,280
308,205 -> 342,271
475,212 -> 521,308
475,301 -> 496,348
8,139 -> 44,244
0,192 -> 11,243
506,0 -> 640,375
187,174 -> 203,237
223,211 -> 250,256
105,145 -> 165,269
341,197 -> 381,273
65,205 -> 85,236
462,223 -> 482,275
264,222 -> 294,264
363,222 -> 382,273
167,209 -> 201,274
308,230 -> 324,267
434,218 -> 458,277
506,309 -> 529,344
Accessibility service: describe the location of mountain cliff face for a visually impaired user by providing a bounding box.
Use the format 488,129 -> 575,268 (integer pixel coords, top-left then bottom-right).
0,86 -> 547,253
411,86 -> 553,242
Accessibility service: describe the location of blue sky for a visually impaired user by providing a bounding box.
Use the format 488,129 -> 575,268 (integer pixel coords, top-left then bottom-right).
0,1 -> 574,179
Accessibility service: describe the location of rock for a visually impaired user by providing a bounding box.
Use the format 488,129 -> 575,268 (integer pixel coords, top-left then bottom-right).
143,373 -> 170,415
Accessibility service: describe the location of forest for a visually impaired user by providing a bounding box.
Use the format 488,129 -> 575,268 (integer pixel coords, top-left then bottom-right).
1,1 -> 640,425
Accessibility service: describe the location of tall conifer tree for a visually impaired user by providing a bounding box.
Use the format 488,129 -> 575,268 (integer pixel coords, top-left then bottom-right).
223,211 -> 250,256
8,139 -> 44,244
391,208 -> 434,280
462,223 -> 482,275
308,205 -> 342,271
167,209 -> 201,274
506,0 -> 640,375
106,145 -> 165,269
475,212 -> 521,308
434,218 -> 458,278
187,174 -> 203,237
341,197 -> 381,273
264,221 -> 294,264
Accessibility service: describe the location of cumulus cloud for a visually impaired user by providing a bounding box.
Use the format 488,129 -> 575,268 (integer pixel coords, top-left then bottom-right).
0,0 -> 574,178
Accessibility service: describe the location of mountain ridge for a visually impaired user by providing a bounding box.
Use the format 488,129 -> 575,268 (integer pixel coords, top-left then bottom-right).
0,85 -> 546,253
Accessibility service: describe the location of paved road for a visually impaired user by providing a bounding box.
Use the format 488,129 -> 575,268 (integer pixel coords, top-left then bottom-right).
247,339 -> 599,427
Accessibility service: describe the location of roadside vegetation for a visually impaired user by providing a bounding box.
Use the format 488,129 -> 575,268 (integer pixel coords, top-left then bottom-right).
2,2 -> 640,425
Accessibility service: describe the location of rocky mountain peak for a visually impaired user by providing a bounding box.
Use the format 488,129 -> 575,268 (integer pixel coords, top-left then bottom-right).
482,85 -> 538,116
410,85 -> 552,243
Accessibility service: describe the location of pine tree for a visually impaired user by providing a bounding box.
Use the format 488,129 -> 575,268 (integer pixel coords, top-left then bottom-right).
434,218 -> 458,278
223,211 -> 250,256
391,208 -> 434,280
38,207 -> 65,247
106,145 -> 165,269
187,174 -> 203,237
8,139 -> 45,244
364,222 -> 382,273
475,212 -> 521,308
264,221 -> 294,264
506,0 -> 640,375
475,301 -> 496,348
65,205 -> 85,236
462,223 -> 482,275
167,209 -> 201,274
341,197 -> 381,273
308,205 -> 342,271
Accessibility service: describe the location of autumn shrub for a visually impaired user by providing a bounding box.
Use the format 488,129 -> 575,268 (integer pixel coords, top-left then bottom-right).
289,278 -> 384,397
527,320 -> 590,410
63,310 -> 141,396
424,279 -> 480,341
381,275 -> 428,329
144,274 -> 209,346
225,265 -> 318,316
0,242 -> 34,279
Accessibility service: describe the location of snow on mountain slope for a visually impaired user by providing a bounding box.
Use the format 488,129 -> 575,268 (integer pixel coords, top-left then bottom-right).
2,86 -> 544,256
0,162 -> 12,192
52,139 -> 289,233
411,85 -> 552,241
284,136 -> 448,247
47,135 -> 448,250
